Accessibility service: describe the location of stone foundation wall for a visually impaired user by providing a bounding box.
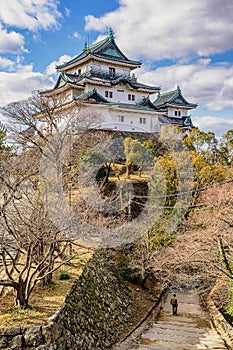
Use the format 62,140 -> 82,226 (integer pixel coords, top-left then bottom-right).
206,296 -> 233,350
0,250 -> 133,350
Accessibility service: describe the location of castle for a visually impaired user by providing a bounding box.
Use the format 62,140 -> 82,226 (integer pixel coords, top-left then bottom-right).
41,29 -> 197,134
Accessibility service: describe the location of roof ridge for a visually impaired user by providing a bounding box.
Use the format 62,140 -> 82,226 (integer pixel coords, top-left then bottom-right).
159,88 -> 177,97
85,28 -> 114,52
85,36 -> 110,52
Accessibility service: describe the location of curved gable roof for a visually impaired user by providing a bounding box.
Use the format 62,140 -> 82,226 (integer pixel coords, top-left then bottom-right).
74,88 -> 109,103
137,96 -> 161,110
153,86 -> 197,109
56,31 -> 141,71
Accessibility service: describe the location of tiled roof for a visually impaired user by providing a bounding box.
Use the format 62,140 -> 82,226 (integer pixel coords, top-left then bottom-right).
110,76 -> 160,91
53,71 -> 160,92
137,96 -> 160,110
54,72 -> 84,89
73,89 -> 163,113
158,115 -> 193,128
56,30 -> 141,70
73,88 -> 109,103
154,86 -> 197,108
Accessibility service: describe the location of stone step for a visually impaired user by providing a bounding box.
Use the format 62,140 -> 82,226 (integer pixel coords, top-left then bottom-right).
150,321 -> 207,333
125,290 -> 228,350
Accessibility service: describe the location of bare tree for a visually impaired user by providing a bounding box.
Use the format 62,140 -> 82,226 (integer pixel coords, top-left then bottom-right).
1,91 -> 102,152
0,156 -> 85,308
0,93 -> 102,308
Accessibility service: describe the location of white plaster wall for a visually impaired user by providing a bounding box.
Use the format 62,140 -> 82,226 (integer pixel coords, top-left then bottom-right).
84,82 -> 147,104
68,62 -> 131,77
99,107 -> 160,133
91,62 -> 131,77
167,108 -> 188,118
39,102 -> 161,135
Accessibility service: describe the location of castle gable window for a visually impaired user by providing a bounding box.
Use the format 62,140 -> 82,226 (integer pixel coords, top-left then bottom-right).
139,117 -> 146,124
109,67 -> 116,76
128,94 -> 135,101
105,91 -> 113,98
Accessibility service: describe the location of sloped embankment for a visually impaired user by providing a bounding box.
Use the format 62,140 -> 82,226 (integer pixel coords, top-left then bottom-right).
0,250 -> 133,349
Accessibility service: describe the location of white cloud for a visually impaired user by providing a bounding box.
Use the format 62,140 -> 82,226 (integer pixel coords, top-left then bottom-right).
0,0 -> 62,54
0,63 -> 54,106
0,0 -> 61,31
0,53 -> 74,109
64,7 -> 71,17
192,115 -> 233,137
73,32 -> 81,39
0,57 -> 14,69
45,54 -> 73,76
85,0 -> 233,60
0,24 -> 26,53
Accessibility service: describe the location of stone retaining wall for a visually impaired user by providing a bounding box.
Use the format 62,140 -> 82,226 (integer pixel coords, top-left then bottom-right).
206,296 -> 233,350
0,250 -> 133,350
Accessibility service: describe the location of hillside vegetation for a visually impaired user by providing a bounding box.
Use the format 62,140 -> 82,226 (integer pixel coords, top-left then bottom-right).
0,92 -> 232,328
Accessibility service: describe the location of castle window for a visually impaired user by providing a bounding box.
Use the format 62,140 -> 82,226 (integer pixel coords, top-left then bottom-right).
109,67 -> 115,76
119,115 -> 124,122
105,91 -> 113,98
139,117 -> 146,124
78,69 -> 81,75
175,110 -> 181,116
128,94 -> 135,101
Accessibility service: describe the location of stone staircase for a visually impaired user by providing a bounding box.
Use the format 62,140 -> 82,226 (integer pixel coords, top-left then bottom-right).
127,290 -> 228,350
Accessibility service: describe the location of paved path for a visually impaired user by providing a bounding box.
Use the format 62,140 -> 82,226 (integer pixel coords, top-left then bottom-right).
126,290 -> 227,350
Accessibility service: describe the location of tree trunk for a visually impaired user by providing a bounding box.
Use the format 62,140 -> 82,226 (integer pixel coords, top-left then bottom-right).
40,270 -> 53,286
100,162 -> 112,190
15,278 -> 28,309
126,164 -> 131,178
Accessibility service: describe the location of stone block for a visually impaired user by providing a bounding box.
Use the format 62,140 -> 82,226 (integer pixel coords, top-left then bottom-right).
42,322 -> 62,343
24,326 -> 43,347
0,336 -> 9,348
9,335 -> 23,349
0,328 -> 22,336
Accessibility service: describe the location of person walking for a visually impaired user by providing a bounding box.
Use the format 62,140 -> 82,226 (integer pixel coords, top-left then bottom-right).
170,293 -> 178,315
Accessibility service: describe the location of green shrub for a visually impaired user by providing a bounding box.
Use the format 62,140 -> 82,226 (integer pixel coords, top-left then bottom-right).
117,254 -> 141,284
224,285 -> 233,317
59,272 -> 70,280
224,301 -> 233,317
150,231 -> 175,250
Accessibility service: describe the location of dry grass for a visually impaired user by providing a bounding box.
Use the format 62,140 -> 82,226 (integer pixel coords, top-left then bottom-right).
0,263 -> 84,328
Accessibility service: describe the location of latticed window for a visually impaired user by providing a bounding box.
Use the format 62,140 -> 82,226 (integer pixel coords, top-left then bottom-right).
105,91 -> 113,98
109,67 -> 116,75
139,117 -> 146,124
128,94 -> 135,101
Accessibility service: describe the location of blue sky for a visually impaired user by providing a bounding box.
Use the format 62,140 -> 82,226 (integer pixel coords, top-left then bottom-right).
0,0 -> 233,137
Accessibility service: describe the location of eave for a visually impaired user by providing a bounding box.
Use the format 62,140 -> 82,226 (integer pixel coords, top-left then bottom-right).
74,88 -> 110,104
110,102 -> 164,115
40,82 -> 83,97
163,102 -> 197,109
57,54 -> 141,73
